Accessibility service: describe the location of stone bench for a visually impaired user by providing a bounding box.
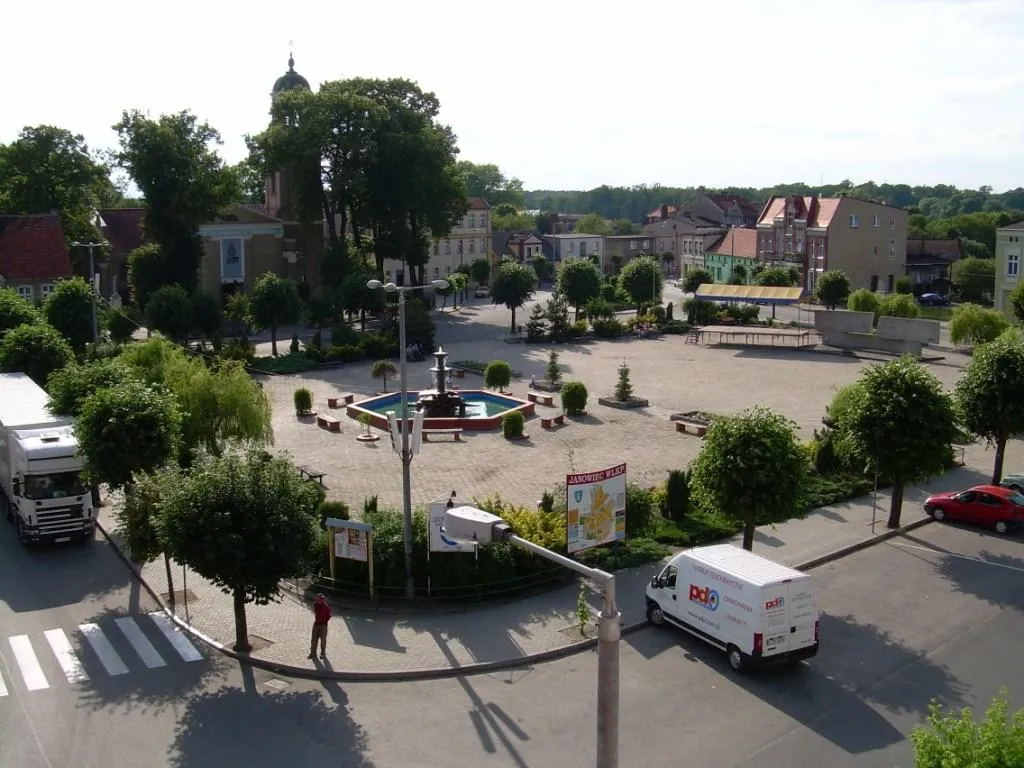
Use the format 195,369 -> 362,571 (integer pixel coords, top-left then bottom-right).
298,465 -> 326,484
317,414 -> 342,432
327,393 -> 355,409
528,392 -> 555,407
675,420 -> 707,437
541,414 -> 565,429
422,428 -> 463,442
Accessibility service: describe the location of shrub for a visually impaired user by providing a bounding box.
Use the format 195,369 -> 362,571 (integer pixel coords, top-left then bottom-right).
105,307 -> 139,344
684,298 -> 720,325
576,538 -> 669,570
484,360 -> 512,392
660,320 -> 691,334
331,323 -> 359,347
360,332 -> 397,359
878,293 -> 919,319
584,298 -> 615,322
560,381 -> 588,415
502,410 -> 525,439
847,288 -> 881,315
895,276 -> 914,295
625,482 -> 655,536
592,318 -> 625,338
664,468 -> 691,523
650,305 -> 666,323
950,303 -> 1011,346
293,387 -> 313,415
664,302 -> 674,321
251,353 -> 314,375
317,500 -> 350,527
289,333 -> 301,354
614,362 -> 633,401
570,319 -> 588,338
325,344 -> 363,363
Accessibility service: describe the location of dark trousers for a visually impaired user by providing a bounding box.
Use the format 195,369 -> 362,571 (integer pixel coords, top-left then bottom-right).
310,623 -> 328,656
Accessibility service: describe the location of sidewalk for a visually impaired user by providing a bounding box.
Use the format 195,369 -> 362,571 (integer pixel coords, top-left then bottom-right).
98,440 -> 1012,680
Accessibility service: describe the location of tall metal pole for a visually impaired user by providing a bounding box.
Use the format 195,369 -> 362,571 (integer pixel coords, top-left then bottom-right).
88,243 -> 99,343
397,290 -> 415,600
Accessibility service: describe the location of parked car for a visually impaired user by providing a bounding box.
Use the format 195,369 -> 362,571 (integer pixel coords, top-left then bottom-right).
924,484 -> 1024,534
917,292 -> 949,307
999,474 -> 1024,491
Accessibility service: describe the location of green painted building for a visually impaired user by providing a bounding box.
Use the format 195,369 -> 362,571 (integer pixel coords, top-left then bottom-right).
703,228 -> 758,284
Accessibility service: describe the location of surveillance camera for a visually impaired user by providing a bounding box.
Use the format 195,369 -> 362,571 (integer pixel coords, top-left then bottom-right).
442,505 -> 512,544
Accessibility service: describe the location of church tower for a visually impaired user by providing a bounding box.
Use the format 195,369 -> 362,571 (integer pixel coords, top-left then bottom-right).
264,53 -> 311,222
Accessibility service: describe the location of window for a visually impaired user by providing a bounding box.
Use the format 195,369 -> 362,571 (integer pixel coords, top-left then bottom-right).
873,245 -> 878,256
434,267 -> 440,278
433,243 -> 439,256
629,240 -> 637,249
445,265 -> 452,275
1008,251 -> 1020,277
889,216 -> 896,228
468,214 -> 476,228
849,214 -> 860,228
40,284 -> 55,299
385,270 -> 392,281
872,215 -> 879,228
457,239 -> 464,254
889,239 -> 896,259
16,285 -> 32,300
479,215 -> 487,229
469,240 -> 475,254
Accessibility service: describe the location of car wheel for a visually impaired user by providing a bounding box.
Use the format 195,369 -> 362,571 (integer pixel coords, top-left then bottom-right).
727,645 -> 745,672
930,507 -> 945,521
646,602 -> 665,626
995,520 -> 1009,534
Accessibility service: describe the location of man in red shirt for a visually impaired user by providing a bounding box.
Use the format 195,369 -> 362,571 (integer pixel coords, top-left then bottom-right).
309,593 -> 332,660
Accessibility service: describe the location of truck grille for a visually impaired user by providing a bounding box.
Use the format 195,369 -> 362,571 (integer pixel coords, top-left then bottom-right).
37,505 -> 86,531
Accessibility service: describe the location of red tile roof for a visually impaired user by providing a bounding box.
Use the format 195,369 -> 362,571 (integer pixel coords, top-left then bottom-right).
98,208 -> 146,260
757,196 -> 841,229
468,197 -> 491,210
707,227 -> 758,259
0,214 -> 72,282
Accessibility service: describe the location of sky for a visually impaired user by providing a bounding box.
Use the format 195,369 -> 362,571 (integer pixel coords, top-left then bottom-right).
3,0 -> 1023,194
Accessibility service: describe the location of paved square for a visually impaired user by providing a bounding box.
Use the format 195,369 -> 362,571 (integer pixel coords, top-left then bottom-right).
256,327 -> 973,514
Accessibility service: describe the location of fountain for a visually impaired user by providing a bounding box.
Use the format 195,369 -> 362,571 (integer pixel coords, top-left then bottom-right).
415,347 -> 467,418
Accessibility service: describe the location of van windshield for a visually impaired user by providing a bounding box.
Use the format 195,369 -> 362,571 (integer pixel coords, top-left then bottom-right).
23,472 -> 87,500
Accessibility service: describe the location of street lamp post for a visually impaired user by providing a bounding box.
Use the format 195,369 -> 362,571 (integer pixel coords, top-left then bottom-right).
71,240 -> 107,343
443,506 -> 621,768
367,277 -> 449,600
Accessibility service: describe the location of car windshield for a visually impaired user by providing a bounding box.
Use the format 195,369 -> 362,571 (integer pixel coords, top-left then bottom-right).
23,471 -> 87,500
1008,492 -> 1024,508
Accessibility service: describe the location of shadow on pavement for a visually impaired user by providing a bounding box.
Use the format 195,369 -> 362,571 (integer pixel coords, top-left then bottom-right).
165,662 -> 372,768
0,521 -> 133,612
919,529 -> 1024,610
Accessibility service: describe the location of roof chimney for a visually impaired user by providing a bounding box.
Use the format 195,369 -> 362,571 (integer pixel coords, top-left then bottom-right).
660,204 -> 668,219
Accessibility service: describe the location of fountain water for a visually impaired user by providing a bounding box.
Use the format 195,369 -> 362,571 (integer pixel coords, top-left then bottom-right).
416,347 -> 467,418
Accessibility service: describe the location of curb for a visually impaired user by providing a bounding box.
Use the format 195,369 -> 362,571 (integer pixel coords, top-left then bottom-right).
97,515 -> 934,683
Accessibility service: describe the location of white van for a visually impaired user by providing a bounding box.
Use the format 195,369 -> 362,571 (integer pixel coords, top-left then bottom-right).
645,544 -> 819,671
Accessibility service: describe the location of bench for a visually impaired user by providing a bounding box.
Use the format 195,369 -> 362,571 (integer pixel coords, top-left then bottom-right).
422,428 -> 463,442
528,392 -> 555,407
327,393 -> 355,409
541,414 -> 565,429
675,421 -> 707,437
298,465 -> 326,484
317,414 -> 342,432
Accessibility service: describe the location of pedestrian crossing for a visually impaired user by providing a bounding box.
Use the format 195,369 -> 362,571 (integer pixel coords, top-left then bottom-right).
0,612 -> 204,697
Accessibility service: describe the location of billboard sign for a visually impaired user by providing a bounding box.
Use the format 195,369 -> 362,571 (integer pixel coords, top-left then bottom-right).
566,463 -> 627,554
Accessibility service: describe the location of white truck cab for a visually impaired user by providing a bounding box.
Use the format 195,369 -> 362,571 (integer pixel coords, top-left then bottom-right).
645,544 -> 818,671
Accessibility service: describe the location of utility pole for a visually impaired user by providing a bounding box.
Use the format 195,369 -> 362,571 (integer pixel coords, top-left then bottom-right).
70,241 -> 105,343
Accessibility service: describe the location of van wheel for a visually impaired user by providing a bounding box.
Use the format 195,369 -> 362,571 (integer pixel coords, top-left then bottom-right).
727,645 -> 745,672
995,520 -> 1009,534
646,603 -> 666,626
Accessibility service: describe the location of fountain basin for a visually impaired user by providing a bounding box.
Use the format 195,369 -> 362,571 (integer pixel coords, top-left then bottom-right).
346,390 -> 534,431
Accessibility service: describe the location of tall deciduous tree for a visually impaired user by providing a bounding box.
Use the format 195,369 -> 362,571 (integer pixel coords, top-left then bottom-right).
156,449 -> 321,652
951,257 -> 995,303
469,258 -> 491,287
113,111 -> 239,292
691,407 -> 807,551
557,258 -> 603,321
47,358 -> 137,416
0,287 -> 42,336
954,332 -> 1024,483
573,213 -> 612,236
127,243 -> 166,312
838,356 -> 957,528
756,265 -> 797,287
813,270 -> 851,310
618,255 -> 663,314
0,323 -> 75,387
43,277 -> 95,353
491,261 -> 538,332
144,284 -> 193,342
455,161 -> 525,208
683,268 -> 713,294
249,272 -> 302,356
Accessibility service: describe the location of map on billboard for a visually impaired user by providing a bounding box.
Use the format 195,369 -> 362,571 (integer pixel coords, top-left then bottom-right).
566,463 -> 627,554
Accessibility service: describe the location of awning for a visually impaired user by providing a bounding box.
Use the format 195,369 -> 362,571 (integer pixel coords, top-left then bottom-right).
694,284 -> 805,305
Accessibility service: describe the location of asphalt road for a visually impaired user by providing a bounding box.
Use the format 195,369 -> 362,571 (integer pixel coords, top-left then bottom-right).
3,519 -> 1019,767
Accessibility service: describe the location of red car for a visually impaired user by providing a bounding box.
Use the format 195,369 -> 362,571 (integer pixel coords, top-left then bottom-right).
924,485 -> 1024,534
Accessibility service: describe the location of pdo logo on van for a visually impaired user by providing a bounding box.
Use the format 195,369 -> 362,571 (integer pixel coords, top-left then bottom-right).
688,585 -> 719,611
765,596 -> 785,610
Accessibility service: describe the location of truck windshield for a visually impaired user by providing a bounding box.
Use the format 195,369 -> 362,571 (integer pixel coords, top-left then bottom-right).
23,472 -> 88,500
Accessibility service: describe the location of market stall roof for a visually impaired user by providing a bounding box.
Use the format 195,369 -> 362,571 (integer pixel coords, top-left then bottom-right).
694,284 -> 804,305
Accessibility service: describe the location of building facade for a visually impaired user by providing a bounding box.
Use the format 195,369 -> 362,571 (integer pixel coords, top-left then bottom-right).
541,234 -> 605,270
641,217 -> 724,276
704,228 -> 758,284
603,235 -> 655,274
905,238 -> 960,288
198,205 -> 289,296
994,221 -> 1024,319
0,214 -> 73,304
96,207 -> 146,304
756,195 -> 908,293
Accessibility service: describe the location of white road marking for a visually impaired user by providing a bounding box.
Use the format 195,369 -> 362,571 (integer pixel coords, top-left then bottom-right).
0,667 -> 8,697
891,542 -> 1024,573
44,629 -> 88,683
9,635 -> 49,691
114,617 -> 166,669
148,613 -> 203,662
79,624 -> 129,676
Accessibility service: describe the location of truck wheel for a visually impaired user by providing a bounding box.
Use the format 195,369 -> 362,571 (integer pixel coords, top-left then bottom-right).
16,519 -> 29,545
727,645 -> 745,672
646,602 -> 666,626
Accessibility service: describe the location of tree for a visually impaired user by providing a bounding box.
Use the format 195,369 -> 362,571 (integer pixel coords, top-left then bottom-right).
952,257 -> 995,303
144,284 -> 193,342
156,448 -> 321,652
469,257 -> 491,287
371,359 -> 397,392
104,306 -> 138,343
690,407 -> 806,551
545,351 -> 562,388
491,261 -> 537,332
113,110 -> 239,292
573,213 -> 612,236
249,272 -> 302,356
614,362 -> 633,401
950,303 -> 1011,346
1010,281 -> 1024,325
618,256 -> 662,315
954,333 -> 1024,483
455,161 -> 525,208
47,358 -> 136,416
837,356 -> 956,528
847,288 -> 881,315
446,272 -> 468,310
544,296 -> 572,341
75,380 -> 181,489
41,277 -> 95,353
484,360 -> 512,393
557,258 -> 603,321
525,304 -> 547,341
894,275 -> 914,294
191,290 -> 223,342
813,270 -> 851,310
117,469 -> 171,566
0,125 -> 115,244
756,265 -> 796,287
0,323 -> 75,387
911,689 -> 1024,768
612,219 -> 638,235
127,244 -> 166,312
683,268 -> 713,294
0,287 -> 42,336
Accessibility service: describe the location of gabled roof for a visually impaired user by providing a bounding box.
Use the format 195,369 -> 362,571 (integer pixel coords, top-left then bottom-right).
757,195 -> 841,229
706,228 -> 758,259
999,220 -> 1024,231
98,208 -> 146,259
467,197 -> 491,210
0,214 -> 72,282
